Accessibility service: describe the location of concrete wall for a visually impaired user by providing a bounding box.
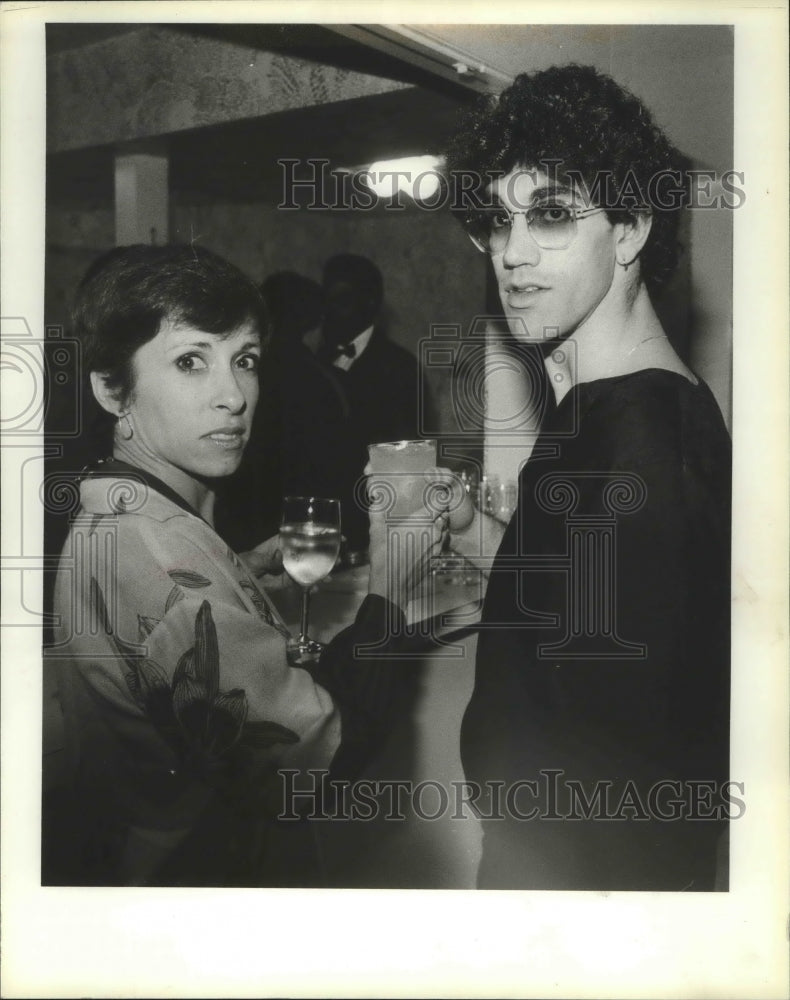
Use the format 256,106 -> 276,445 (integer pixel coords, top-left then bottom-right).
47,27 -> 409,153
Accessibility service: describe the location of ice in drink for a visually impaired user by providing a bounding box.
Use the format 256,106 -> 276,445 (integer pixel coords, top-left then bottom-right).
280,522 -> 341,587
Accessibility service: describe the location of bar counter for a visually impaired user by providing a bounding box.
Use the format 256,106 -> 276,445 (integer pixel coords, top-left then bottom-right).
267,563 -> 485,888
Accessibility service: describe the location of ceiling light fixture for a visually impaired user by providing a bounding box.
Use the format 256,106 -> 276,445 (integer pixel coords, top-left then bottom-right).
341,155 -> 445,203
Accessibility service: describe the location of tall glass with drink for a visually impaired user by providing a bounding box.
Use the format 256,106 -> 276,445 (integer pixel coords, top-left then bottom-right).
366,439 -> 440,624
366,439 -> 438,520
280,496 -> 341,665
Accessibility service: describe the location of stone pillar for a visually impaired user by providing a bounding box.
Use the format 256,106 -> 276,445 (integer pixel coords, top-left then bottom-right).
114,150 -> 169,246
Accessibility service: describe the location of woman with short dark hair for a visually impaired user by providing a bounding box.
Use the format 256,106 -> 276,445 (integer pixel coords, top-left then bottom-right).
48,243 -> 445,886
441,65 -> 731,890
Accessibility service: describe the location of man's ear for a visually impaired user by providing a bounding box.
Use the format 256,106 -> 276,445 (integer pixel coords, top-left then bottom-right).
615,211 -> 653,267
89,371 -> 124,416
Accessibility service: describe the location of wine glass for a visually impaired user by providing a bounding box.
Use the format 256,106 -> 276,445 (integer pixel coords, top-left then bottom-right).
280,496 -> 341,666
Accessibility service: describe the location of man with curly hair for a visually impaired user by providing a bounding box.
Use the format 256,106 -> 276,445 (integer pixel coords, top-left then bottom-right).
441,65 -> 731,890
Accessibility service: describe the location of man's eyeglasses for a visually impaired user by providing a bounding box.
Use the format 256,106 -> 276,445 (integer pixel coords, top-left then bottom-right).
464,204 -> 607,254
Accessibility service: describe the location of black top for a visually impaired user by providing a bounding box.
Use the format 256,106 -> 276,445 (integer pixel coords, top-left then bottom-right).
462,369 -> 732,890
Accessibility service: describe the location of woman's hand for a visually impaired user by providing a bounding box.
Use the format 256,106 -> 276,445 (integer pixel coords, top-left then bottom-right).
239,535 -> 285,582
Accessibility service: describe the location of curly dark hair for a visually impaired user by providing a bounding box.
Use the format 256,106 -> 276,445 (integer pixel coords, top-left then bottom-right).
446,64 -> 690,294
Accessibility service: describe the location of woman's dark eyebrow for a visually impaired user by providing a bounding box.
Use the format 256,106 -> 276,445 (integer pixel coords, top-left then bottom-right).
166,339 -> 215,352
165,338 -> 261,353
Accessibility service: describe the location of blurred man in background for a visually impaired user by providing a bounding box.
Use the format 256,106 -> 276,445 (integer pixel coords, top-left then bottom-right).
217,271 -> 353,551
321,253 -> 427,554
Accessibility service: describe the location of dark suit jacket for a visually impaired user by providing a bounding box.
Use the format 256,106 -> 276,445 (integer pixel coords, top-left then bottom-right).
339,328 -> 421,442
216,341 -> 354,550
331,328 -> 425,549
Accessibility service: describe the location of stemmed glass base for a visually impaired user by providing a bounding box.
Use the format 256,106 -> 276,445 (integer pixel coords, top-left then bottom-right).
280,496 -> 341,668
285,585 -> 325,665
285,634 -> 324,666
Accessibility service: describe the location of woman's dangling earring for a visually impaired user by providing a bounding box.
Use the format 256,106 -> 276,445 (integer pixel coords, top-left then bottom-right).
618,257 -> 631,272
119,413 -> 134,441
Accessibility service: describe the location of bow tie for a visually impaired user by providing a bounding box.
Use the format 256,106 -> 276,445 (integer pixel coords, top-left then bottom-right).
331,342 -> 357,360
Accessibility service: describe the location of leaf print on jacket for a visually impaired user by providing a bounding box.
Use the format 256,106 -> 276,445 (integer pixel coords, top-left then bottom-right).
89,578 -> 300,787
163,568 -> 211,615
167,569 -> 212,589
239,579 -> 291,639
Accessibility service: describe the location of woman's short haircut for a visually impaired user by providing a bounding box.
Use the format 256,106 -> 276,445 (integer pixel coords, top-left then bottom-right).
446,64 -> 691,294
73,243 -> 269,404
